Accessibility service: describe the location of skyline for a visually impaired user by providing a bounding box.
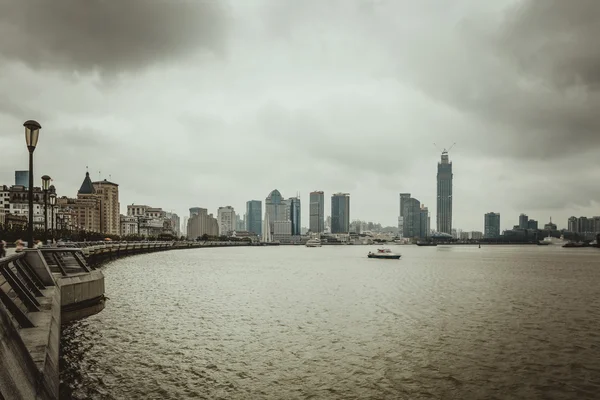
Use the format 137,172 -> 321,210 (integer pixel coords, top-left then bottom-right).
1,0 -> 599,231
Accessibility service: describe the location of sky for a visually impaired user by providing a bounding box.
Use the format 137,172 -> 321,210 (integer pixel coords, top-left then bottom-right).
0,0 -> 599,232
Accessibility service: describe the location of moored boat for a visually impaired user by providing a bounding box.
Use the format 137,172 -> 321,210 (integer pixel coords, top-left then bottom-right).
416,241 -> 437,247
367,248 -> 401,260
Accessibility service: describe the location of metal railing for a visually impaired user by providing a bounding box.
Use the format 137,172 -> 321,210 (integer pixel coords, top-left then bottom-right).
0,252 -> 47,328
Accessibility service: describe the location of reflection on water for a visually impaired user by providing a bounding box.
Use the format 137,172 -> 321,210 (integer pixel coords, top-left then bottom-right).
60,245 -> 600,399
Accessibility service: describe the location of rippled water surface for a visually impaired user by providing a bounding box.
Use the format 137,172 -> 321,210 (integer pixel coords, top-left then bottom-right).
60,245 -> 600,399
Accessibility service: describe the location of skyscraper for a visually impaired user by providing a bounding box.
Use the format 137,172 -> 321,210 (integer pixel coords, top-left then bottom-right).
436,150 -> 453,234
519,213 -> 529,229
217,206 -> 236,235
331,193 -> 350,234
265,189 -> 287,234
246,200 -> 262,236
484,212 -> 501,238
289,196 -> 301,236
309,191 -> 325,233
402,196 -> 421,238
15,170 -> 28,187
398,193 -> 411,238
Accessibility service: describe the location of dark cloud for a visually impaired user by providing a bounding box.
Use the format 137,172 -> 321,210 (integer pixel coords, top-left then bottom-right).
401,0 -> 600,159
0,0 -> 229,74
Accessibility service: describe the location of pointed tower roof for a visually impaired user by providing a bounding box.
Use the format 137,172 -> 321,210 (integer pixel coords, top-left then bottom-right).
78,172 -> 96,195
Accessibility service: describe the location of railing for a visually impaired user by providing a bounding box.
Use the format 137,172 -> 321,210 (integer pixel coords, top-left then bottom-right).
0,252 -> 47,328
40,248 -> 94,276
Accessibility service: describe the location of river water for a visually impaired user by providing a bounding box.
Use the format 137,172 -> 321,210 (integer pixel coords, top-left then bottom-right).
60,245 -> 600,399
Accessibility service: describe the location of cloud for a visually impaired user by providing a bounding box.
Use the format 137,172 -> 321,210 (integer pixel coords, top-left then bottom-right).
0,0 -> 229,74
399,0 -> 600,159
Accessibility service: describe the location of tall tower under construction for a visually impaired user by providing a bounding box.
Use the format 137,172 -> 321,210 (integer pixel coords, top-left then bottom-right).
436,149 -> 453,234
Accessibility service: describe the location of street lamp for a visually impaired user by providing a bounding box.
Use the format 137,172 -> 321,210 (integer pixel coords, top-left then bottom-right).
49,192 -> 56,242
41,175 -> 51,242
24,120 -> 42,248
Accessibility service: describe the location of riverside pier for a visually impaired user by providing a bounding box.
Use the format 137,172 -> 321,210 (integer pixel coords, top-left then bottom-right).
0,240 -> 265,399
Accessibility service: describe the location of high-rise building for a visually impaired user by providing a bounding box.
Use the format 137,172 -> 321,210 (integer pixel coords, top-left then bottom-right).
484,212 -> 501,238
187,208 -> 218,239
398,193 -> 411,238
527,219 -> 538,230
519,213 -> 529,229
331,193 -> 350,234
92,179 -> 120,235
289,196 -> 301,236
309,191 -> 325,233
402,196 -> 421,238
265,189 -> 288,235
420,205 -> 430,238
15,171 -> 28,187
436,150 -> 453,234
217,206 -> 236,235
246,200 -> 262,236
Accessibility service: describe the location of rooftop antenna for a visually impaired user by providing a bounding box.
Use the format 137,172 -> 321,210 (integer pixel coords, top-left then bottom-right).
433,142 -> 457,154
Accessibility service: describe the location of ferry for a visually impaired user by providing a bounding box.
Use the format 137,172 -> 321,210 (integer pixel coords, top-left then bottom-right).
367,248 -> 401,260
542,235 -> 567,246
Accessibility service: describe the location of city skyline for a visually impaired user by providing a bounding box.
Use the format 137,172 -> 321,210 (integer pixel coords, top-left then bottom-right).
1,1 -> 598,231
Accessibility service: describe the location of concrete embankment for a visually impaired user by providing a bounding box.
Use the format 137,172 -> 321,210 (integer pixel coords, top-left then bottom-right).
0,241 -> 199,400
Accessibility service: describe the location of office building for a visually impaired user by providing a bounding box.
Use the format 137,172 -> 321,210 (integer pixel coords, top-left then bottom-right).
420,205 -> 430,238
265,189 -> 288,235
527,219 -> 538,230
401,195 -> 422,238
15,171 -> 28,188
289,196 -> 301,236
519,214 -> 529,229
398,193 -> 411,238
246,200 -> 262,236
309,191 -> 325,233
331,193 -> 350,234
484,212 -> 501,238
436,150 -> 453,234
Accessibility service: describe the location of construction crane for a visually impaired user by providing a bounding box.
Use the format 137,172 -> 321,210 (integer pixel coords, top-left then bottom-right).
433,142 -> 456,154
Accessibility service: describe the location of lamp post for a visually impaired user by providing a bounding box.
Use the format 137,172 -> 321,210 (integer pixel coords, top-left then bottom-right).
24,120 -> 42,249
41,175 -> 51,242
49,192 -> 56,242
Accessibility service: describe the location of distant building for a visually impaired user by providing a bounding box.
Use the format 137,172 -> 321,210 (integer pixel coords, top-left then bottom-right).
527,219 -> 538,230
331,193 -> 350,234
265,189 -> 287,235
401,194 -> 422,238
398,193 -> 411,238
273,220 -> 292,240
187,208 -> 218,239
120,215 -> 138,236
309,191 -> 325,233
543,218 -> 557,231
217,206 -> 236,235
92,179 -> 120,236
419,205 -> 430,238
567,216 -> 577,232
519,214 -> 529,229
289,196 -> 301,236
484,212 -> 501,238
15,171 -> 28,188
246,200 -> 262,236
436,150 -> 453,234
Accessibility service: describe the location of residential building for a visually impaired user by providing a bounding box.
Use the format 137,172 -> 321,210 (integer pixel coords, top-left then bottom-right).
15,171 -> 28,187
484,212 -> 501,238
217,206 -> 236,235
331,193 -> 350,234
187,208 -> 218,239
246,200 -> 262,236
92,179 -> 120,235
436,150 -> 453,234
567,216 -> 577,232
309,191 -> 325,233
165,212 -> 180,236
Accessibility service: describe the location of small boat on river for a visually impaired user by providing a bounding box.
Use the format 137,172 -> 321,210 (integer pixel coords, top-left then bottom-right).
368,248 -> 401,260
305,238 -> 322,247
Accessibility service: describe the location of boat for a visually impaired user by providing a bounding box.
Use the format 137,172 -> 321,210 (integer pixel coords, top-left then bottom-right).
542,234 -> 567,246
305,238 -> 322,247
563,241 -> 590,248
416,241 -> 437,247
367,248 -> 401,260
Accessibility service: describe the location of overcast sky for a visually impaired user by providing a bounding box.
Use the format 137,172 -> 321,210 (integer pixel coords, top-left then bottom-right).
1,0 -> 598,232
